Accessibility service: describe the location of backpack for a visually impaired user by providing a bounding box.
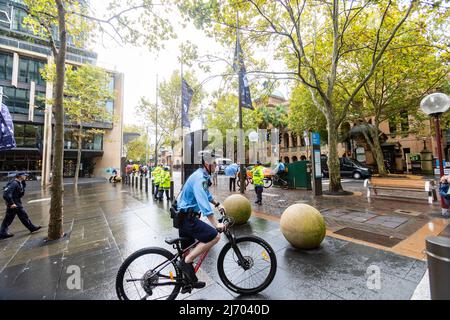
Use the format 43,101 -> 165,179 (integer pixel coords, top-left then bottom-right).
2,179 -> 15,200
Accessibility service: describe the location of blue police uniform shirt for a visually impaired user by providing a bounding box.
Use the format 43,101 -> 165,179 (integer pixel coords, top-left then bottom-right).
177,168 -> 214,217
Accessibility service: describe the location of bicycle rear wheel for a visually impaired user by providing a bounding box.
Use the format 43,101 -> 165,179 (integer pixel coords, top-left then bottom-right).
217,236 -> 277,295
116,247 -> 181,300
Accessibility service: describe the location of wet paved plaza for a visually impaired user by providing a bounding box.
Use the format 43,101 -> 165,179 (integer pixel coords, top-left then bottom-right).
0,176 -> 445,300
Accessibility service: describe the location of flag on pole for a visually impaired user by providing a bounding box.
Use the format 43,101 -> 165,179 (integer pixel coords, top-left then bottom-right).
233,36 -> 254,110
181,78 -> 194,128
0,103 -> 16,150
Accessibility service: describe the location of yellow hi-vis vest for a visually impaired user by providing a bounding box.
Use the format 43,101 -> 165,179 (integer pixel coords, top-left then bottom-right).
160,171 -> 171,189
252,166 -> 265,186
153,167 -> 162,185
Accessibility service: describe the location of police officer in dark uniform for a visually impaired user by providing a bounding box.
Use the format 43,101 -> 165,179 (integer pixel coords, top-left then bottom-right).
0,172 -> 42,240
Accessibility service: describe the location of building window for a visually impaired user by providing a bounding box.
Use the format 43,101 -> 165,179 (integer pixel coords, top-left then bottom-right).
292,133 -> 297,148
18,56 -> 46,86
13,123 -> 43,148
0,52 -> 13,80
388,119 -> 397,137
4,86 -> 29,115
12,6 -> 28,33
64,128 -> 103,151
284,133 -> 290,148
400,112 -> 409,137
3,85 -> 45,115
0,2 -> 12,29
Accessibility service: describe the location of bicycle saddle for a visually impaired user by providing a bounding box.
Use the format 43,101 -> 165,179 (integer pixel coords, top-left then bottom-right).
165,237 -> 191,245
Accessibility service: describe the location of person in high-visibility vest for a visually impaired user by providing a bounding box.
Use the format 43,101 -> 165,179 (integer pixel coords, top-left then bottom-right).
157,167 -> 171,201
251,161 -> 265,205
152,164 -> 163,200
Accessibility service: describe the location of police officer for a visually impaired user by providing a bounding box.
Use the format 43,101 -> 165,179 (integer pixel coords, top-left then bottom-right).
176,151 -> 226,291
152,164 -> 163,200
157,167 -> 171,201
0,172 -> 42,240
251,161 -> 265,205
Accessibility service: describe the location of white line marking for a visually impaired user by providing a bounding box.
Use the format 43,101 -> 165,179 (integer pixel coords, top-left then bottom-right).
28,198 -> 51,204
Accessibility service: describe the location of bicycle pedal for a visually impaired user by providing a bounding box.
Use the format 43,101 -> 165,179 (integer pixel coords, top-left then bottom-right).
181,285 -> 192,294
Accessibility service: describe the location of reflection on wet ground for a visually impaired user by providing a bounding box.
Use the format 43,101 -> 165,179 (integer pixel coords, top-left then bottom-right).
0,179 -> 434,300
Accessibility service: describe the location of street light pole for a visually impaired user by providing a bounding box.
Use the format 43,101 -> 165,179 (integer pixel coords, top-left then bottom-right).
420,93 -> 450,215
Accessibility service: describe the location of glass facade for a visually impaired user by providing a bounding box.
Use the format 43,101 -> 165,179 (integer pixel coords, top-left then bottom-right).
64,128 -> 103,151
19,56 -> 46,85
3,86 -> 45,115
13,123 -> 43,148
0,51 -> 13,80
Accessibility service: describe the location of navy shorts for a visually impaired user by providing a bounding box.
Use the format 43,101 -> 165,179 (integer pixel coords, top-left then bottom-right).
179,216 -> 218,249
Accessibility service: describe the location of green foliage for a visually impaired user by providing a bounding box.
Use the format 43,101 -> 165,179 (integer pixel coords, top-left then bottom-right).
23,0 -> 91,51
257,104 -> 288,129
288,85 -> 328,142
124,125 -> 153,164
206,93 -> 260,135
41,63 -> 114,128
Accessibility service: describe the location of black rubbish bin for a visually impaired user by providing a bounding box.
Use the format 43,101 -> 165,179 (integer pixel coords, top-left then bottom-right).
426,236 -> 450,300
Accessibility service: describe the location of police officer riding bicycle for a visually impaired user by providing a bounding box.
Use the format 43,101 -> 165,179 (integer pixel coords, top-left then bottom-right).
175,150 -> 227,290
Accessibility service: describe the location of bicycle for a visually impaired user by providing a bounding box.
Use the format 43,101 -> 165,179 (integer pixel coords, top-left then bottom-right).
263,174 -> 289,190
237,176 -> 273,189
115,211 -> 277,300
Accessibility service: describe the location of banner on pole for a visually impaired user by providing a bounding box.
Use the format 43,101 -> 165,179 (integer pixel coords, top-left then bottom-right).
233,36 -> 254,110
182,78 -> 194,128
0,103 -> 16,150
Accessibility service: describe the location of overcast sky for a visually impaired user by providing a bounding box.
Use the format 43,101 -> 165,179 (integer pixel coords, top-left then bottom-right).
90,1 -> 289,130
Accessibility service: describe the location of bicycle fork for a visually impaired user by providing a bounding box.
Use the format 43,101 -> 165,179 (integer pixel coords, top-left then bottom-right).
225,232 -> 251,271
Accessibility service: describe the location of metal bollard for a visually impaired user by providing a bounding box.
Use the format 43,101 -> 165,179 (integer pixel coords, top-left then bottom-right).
426,236 -> 450,300
140,175 -> 143,190
131,174 -> 135,187
135,174 -> 139,188
145,175 -> 148,192
170,180 -> 174,201
152,180 -> 155,198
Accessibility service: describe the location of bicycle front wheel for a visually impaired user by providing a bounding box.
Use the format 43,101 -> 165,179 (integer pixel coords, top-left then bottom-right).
116,247 -> 181,300
218,236 -> 277,295
263,178 -> 273,189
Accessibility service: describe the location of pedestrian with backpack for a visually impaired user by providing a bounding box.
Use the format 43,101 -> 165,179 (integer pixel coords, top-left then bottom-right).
0,172 -> 42,240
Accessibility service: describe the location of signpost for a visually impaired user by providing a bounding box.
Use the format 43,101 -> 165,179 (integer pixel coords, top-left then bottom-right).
311,132 -> 323,196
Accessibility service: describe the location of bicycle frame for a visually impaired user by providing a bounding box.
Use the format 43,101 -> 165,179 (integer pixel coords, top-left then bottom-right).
142,226 -> 248,289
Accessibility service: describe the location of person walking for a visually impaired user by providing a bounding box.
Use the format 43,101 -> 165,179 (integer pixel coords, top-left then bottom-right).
229,165 -> 237,192
0,172 -> 42,240
251,161 -> 265,205
213,162 -> 219,186
152,164 -> 163,200
158,167 -> 171,201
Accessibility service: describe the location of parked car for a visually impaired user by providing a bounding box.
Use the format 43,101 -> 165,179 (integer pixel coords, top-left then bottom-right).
321,157 -> 372,180
215,158 -> 233,174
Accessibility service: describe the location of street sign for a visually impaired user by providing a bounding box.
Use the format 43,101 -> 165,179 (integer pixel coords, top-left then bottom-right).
312,132 -> 321,146
310,132 -> 322,196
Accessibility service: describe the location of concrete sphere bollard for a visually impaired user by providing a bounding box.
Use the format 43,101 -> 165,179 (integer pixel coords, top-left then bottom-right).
223,194 -> 252,225
280,204 -> 326,250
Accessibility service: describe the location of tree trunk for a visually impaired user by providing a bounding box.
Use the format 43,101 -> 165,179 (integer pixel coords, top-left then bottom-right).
368,126 -> 388,176
327,116 -> 343,193
47,0 -> 67,241
74,126 -> 82,186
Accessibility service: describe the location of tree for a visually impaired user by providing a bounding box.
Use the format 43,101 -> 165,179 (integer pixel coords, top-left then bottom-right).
179,0 -> 425,192
23,0 -> 178,240
158,70 -> 205,163
288,85 -> 328,143
206,92 -> 262,157
42,64 -> 114,185
24,0 -> 82,240
348,7 -> 449,175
